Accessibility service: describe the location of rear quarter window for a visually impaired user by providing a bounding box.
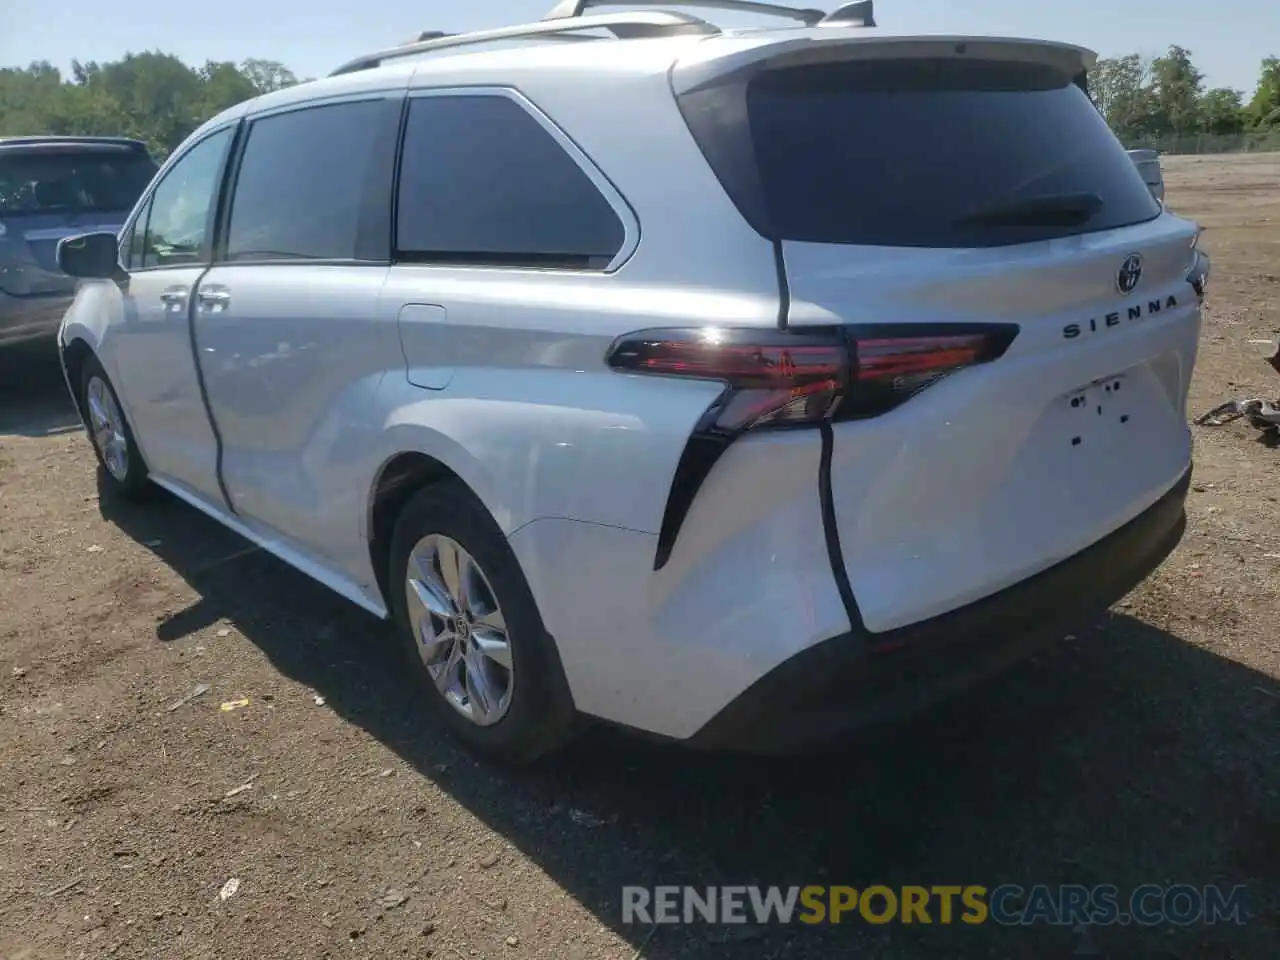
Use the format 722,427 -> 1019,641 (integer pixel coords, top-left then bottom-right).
394,94 -> 626,270
679,57 -> 1162,248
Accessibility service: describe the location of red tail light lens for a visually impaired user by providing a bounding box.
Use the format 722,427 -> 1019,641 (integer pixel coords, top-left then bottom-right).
609,333 -> 844,387
845,328 -> 1016,420
606,324 -> 1017,429
855,333 -> 994,381
606,328 -> 847,430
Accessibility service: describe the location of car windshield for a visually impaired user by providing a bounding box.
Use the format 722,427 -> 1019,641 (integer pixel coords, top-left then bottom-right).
0,149 -> 157,216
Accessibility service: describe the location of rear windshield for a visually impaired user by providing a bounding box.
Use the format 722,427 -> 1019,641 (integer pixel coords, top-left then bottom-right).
679,57 -> 1162,248
0,149 -> 157,216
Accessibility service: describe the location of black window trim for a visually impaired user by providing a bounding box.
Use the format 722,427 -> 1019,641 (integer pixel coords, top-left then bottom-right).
118,196 -> 146,271
393,85 -> 640,274
213,91 -> 406,268
121,121 -> 241,275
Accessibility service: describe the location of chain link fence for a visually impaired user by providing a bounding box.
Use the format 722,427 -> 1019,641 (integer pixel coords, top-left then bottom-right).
1125,130 -> 1280,155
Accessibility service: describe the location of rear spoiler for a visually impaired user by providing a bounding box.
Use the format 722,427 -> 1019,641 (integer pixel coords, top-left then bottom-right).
671,33 -> 1097,96
0,136 -> 150,154
1126,149 -> 1165,205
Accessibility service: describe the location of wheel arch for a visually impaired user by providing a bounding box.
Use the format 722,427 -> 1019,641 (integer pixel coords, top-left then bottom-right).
60,336 -> 96,428
59,280 -> 122,428
364,430 -> 505,612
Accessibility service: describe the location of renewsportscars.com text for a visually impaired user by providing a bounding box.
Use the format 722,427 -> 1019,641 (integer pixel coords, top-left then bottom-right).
622,884 -> 1249,927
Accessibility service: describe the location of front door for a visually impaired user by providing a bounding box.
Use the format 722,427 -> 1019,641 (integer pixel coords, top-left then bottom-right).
111,125 -> 236,505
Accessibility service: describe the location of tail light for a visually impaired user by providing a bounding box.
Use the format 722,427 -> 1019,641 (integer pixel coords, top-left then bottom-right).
606,324 -> 1018,428
843,327 -> 1018,421
1187,248 -> 1210,301
606,328 -> 846,431
606,323 -> 1019,569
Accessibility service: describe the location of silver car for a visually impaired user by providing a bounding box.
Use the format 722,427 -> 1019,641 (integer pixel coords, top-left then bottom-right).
0,137 -> 157,348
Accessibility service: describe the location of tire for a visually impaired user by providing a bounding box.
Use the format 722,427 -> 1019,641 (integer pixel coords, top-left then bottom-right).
79,354 -> 151,500
388,480 -> 576,764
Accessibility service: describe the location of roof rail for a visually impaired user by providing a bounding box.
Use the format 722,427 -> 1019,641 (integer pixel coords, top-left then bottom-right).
543,0 -> 828,26
330,10 -> 717,76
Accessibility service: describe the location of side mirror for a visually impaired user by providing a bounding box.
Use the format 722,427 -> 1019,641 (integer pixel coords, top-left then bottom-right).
1126,149 -> 1166,206
56,231 -> 124,280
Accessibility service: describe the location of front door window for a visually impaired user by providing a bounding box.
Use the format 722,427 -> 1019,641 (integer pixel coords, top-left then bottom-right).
136,128 -> 234,269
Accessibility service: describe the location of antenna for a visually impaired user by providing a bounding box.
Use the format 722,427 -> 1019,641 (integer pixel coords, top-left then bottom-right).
822,1 -> 875,26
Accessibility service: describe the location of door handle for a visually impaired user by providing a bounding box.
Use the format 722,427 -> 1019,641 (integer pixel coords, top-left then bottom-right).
197,288 -> 231,310
159,287 -> 188,307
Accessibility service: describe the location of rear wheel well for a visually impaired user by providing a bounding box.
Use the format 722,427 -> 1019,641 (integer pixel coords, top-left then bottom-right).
62,339 -> 94,424
368,453 -> 464,605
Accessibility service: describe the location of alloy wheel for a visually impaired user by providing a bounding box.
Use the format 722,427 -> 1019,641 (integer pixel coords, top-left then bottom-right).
86,375 -> 129,482
404,534 -> 514,726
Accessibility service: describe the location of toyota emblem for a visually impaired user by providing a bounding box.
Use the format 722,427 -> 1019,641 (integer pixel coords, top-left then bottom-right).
1117,253 -> 1143,294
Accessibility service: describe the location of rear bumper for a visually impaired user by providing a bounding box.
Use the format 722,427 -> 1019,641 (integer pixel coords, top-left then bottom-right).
688,465 -> 1192,753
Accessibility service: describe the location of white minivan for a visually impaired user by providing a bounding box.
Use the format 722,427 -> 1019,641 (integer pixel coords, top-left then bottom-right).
56,0 -> 1208,762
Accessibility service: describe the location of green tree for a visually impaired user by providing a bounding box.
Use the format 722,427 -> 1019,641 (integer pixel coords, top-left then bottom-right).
0,53 -> 300,156
198,61 -> 260,117
1248,56 -> 1280,127
1091,54 -> 1157,141
70,59 -> 101,85
89,52 -> 206,153
1149,45 -> 1204,137
1199,87 -> 1245,135
0,63 -> 68,137
239,58 -> 298,95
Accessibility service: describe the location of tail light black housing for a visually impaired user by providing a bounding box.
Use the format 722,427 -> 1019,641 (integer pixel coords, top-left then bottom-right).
1187,248 -> 1210,301
606,323 -> 1019,569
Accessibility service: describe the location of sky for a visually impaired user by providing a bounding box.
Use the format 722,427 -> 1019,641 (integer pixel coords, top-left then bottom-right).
0,0 -> 1274,98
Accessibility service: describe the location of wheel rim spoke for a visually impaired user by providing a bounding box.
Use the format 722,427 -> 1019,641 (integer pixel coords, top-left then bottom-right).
87,392 -> 107,429
105,435 -> 128,476
421,631 -> 456,668
408,562 -> 454,619
464,649 -> 495,718
409,601 -> 454,663
472,630 -> 512,671
471,605 -> 506,635
434,642 -> 464,695
439,538 -> 475,611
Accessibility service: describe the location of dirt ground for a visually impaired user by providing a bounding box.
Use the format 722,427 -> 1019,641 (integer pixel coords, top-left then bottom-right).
1,153 -> 1278,960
